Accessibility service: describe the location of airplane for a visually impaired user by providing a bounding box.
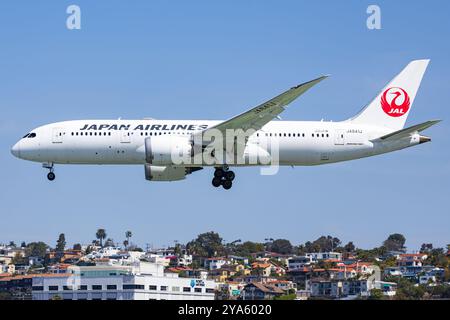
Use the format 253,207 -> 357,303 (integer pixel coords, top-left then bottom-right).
11,59 -> 440,190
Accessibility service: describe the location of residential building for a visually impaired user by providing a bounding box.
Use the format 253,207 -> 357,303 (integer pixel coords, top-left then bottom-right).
308,278 -> 373,298
242,282 -> 284,300
288,256 -> 314,271
397,253 -> 428,267
306,252 -> 342,262
204,257 -> 229,270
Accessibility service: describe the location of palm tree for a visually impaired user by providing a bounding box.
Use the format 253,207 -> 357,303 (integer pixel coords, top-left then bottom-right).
125,231 -> 132,248
123,240 -> 129,249
96,229 -> 107,248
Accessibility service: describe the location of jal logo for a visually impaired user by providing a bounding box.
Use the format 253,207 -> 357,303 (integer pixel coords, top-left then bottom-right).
381,87 -> 410,117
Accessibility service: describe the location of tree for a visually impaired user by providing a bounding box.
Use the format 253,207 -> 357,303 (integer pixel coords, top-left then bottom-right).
104,238 -> 115,247
56,234 -> 66,254
234,241 -> 265,257
271,239 -> 293,254
123,240 -> 129,249
344,241 -> 356,253
420,243 -> 433,253
96,229 -> 107,247
73,243 -> 82,251
25,242 -> 48,258
8,241 -> 16,247
395,278 -> 425,300
304,236 -> 341,252
186,231 -> 225,258
20,241 -> 26,248
125,231 -> 132,248
369,289 -> 384,300
383,233 -> 406,252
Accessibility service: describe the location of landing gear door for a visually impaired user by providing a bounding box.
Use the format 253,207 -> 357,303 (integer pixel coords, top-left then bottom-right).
120,131 -> 131,143
52,128 -> 64,143
334,130 -> 345,145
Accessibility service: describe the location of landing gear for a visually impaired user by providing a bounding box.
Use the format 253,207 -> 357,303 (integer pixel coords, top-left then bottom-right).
212,167 -> 235,190
47,172 -> 56,181
43,163 -> 55,181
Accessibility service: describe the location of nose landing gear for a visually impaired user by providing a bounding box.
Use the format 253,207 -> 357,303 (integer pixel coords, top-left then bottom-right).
211,166 -> 235,190
43,163 -> 55,181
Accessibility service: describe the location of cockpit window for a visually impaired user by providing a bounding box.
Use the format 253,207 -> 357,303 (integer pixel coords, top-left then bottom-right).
28,133 -> 37,138
23,133 -> 30,138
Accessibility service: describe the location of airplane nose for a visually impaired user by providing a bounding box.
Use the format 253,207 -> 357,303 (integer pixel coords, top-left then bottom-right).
11,142 -> 20,158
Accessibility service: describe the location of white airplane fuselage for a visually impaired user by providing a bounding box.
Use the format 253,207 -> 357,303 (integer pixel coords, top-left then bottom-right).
11,119 -> 422,167
11,60 -> 438,188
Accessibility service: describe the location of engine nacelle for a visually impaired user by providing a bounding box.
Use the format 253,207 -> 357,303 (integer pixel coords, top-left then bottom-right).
144,164 -> 187,181
145,136 -> 193,166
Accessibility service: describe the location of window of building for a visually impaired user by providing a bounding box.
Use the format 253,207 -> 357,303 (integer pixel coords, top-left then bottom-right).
63,286 -> 72,291
160,286 -> 168,291
123,284 -> 144,290
49,286 -> 59,291
206,288 -> 215,293
79,285 -> 87,291
92,285 -> 102,290
194,288 -> 202,293
149,285 -> 157,291
183,287 -> 191,292
172,286 -> 180,292
107,285 -> 117,290
32,286 -> 44,291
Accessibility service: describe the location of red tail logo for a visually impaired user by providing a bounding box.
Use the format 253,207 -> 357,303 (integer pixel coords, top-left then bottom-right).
381,87 -> 410,117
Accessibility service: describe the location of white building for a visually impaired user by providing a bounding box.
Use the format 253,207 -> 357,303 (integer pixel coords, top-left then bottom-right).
306,252 -> 342,262
32,261 -> 216,300
288,256 -> 314,270
204,257 -> 229,270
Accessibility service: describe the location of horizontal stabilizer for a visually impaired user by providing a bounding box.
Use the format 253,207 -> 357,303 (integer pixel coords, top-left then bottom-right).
374,120 -> 441,141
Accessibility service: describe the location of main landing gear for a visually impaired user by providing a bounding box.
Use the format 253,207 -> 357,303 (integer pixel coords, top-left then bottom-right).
43,163 -> 55,181
212,166 -> 235,190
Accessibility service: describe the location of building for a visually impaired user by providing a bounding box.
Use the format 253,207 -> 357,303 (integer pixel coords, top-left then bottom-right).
288,256 -> 314,271
0,275 -> 34,300
32,261 -> 216,300
204,257 -> 229,270
306,252 -> 342,262
308,278 -> 373,298
397,253 -> 428,267
242,282 -> 284,300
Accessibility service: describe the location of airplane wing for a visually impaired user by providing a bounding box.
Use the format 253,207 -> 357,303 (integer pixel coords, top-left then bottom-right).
193,75 -> 328,146
374,119 -> 441,141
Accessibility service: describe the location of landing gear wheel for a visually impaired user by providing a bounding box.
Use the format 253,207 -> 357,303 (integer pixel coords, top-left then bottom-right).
212,177 -> 222,187
47,172 -> 56,181
214,168 -> 224,178
225,171 -> 235,181
222,179 -> 232,190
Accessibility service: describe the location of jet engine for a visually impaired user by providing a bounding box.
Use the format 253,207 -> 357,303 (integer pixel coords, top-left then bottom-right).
145,136 -> 193,166
144,164 -> 202,181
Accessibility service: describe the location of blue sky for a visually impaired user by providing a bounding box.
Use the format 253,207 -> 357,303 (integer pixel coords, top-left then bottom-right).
1,1 -> 449,251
